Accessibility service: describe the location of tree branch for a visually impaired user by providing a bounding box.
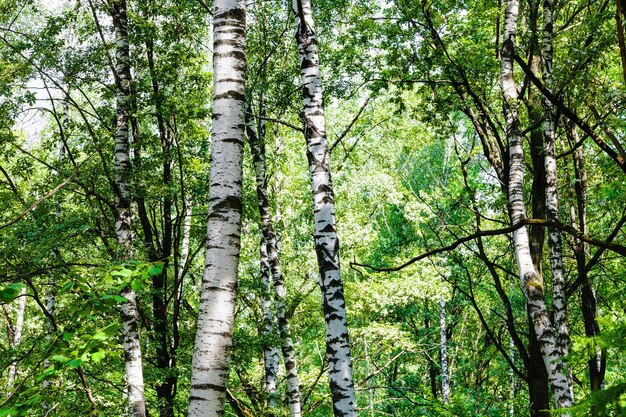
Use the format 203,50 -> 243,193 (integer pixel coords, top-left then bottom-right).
0,159 -> 89,231
350,218 -> 626,273
513,54 -> 626,176
329,96 -> 370,152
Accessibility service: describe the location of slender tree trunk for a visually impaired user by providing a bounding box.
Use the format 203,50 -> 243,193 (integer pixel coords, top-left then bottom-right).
7,288 -> 26,387
178,200 -> 193,285
247,108 -> 303,417
259,214 -> 280,416
292,1 -> 357,416
424,315 -> 439,400
173,199 -> 192,360
249,106 -> 280,416
187,1 -> 246,416
500,0 -> 573,412
616,0 -> 626,85
439,293 -> 450,404
567,123 -> 606,401
527,313 -> 551,417
541,0 -> 573,402
260,241 -> 280,417
112,2 -> 146,416
145,29 -> 176,417
526,0 -> 546,275
267,133 -> 302,417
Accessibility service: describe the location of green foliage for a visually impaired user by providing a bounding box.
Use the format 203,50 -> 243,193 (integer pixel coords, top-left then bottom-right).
1,0 -> 626,415
0,283 -> 25,302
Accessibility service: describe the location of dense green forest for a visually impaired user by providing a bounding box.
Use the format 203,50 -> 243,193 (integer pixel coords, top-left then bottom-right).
1,0 -> 626,415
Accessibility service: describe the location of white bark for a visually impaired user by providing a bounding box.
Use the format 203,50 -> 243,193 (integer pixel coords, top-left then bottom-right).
259,224 -> 279,413
247,110 -> 302,417
500,0 -> 573,412
252,109 -> 280,414
292,1 -> 357,416
178,200 -> 193,284
187,2 -> 246,416
112,1 -> 146,416
7,288 -> 26,387
542,0 -> 574,406
176,200 -> 193,310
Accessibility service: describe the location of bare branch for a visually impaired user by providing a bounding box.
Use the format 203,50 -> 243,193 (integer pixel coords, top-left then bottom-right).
330,97 -> 370,153
0,156 -> 91,231
351,218 -> 626,273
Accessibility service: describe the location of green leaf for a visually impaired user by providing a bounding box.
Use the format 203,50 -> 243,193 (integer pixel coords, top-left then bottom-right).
103,294 -> 128,303
110,268 -> 133,277
92,331 -> 107,341
91,350 -> 106,363
148,263 -> 164,276
67,358 -> 83,368
50,355 -> 66,363
102,323 -> 119,335
0,283 -> 25,302
130,279 -> 143,291
59,281 -> 74,293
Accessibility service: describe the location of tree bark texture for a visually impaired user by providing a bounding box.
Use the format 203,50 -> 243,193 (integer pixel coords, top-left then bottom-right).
187,1 -> 246,416
292,1 -> 357,416
7,288 -> 26,387
247,111 -> 302,417
541,0 -> 574,403
500,0 -> 573,412
567,123 -> 606,397
112,1 -> 146,416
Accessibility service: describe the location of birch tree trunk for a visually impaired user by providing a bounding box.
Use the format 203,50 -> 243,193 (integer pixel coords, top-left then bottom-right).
251,106 -> 280,416
542,0 -> 573,399
187,1 -> 246,416
292,1 -> 357,416
268,133 -> 302,417
500,0 -> 573,412
112,1 -> 146,416
7,288 -> 26,387
247,110 -> 303,417
259,224 -> 280,415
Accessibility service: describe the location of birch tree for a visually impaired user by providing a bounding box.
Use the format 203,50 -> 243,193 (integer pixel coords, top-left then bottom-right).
187,1 -> 246,416
247,109 -> 303,417
292,0 -> 357,415
6,288 -> 25,387
500,0 -> 573,411
541,0 -> 573,394
111,1 -> 146,415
